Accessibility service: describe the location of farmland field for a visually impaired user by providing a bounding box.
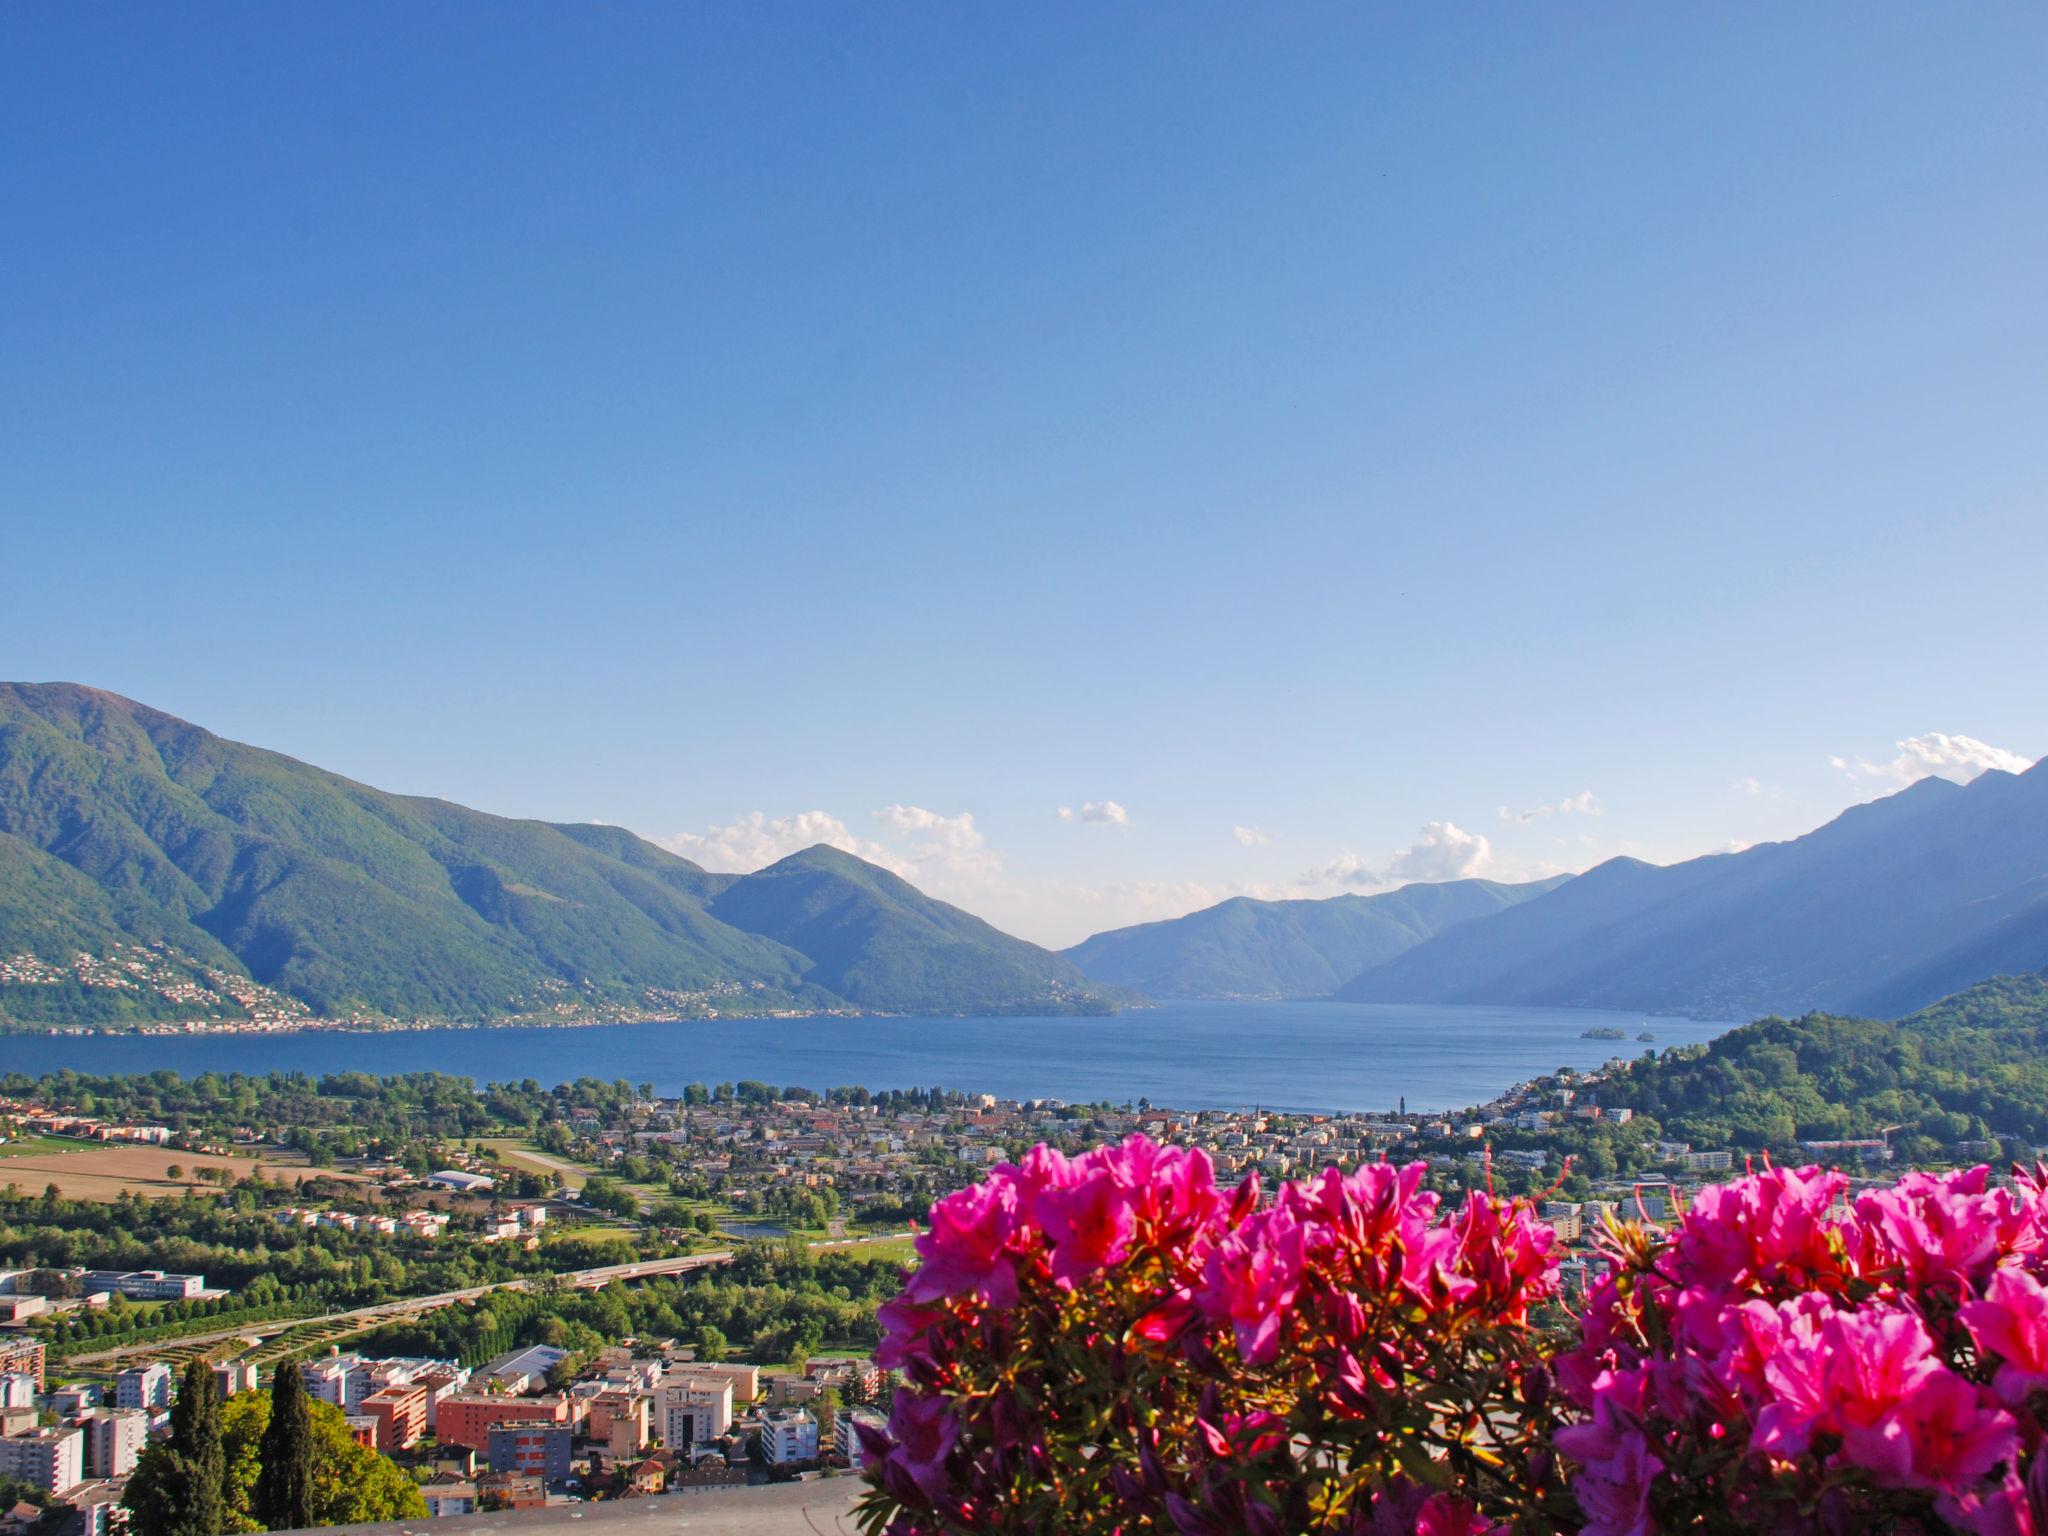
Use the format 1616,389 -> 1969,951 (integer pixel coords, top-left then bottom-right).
0,1142 -> 362,1200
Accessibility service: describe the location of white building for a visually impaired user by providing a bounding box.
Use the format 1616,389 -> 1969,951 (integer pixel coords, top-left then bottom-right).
836,1408 -> 886,1471
658,1374 -> 733,1449
758,1409 -> 819,1466
0,1375 -> 36,1410
303,1356 -> 370,1411
81,1409 -> 149,1479
115,1364 -> 173,1412
0,1426 -> 83,1494
427,1170 -> 495,1193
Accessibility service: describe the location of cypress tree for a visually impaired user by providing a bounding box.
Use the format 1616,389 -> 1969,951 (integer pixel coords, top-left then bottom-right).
173,1359 -> 226,1536
128,1362 -> 225,1536
255,1363 -> 316,1532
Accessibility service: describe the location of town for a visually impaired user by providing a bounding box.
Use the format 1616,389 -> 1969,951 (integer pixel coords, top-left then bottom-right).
0,1054 -> 2019,1533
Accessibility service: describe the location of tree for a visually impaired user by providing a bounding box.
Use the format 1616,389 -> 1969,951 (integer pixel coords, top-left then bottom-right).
255,1364 -> 314,1532
127,1361 -> 225,1536
217,1390 -> 425,1531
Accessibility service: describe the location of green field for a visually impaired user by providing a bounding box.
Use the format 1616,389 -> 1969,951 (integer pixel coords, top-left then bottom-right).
0,1134 -> 86,1158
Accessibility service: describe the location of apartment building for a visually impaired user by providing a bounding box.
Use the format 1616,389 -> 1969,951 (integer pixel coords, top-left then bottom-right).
0,1426 -> 83,1494
758,1409 -> 819,1466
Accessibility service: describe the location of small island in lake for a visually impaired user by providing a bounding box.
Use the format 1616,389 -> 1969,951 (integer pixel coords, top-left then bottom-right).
1580,1026 -> 1629,1040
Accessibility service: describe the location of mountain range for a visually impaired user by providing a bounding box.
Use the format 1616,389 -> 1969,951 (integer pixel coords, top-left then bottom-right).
0,684 -> 1123,1026
1064,757 -> 2048,1020
5,682 -> 2042,1031
1061,877 -> 1569,999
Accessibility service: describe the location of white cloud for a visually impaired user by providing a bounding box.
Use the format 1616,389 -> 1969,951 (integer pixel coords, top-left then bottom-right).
1302,820 -> 1494,890
1057,800 -> 1131,827
1830,733 -> 2034,786
658,811 -> 905,875
874,804 -> 985,852
1498,790 -> 1602,824
870,805 -> 1004,887
1733,776 -> 1784,801
1231,825 -> 1271,847
1385,820 -> 1494,882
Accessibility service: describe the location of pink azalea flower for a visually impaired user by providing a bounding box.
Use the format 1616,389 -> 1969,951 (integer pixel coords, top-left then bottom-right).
1555,1386 -> 1662,1536
1963,1267 -> 2048,1407
874,1293 -> 945,1370
885,1391 -> 960,1502
1415,1492 -> 1498,1536
1857,1166 -> 2028,1295
1199,1204 -> 1305,1365
1883,1369 -> 2021,1494
906,1172 -> 1022,1307
1673,1164 -> 1847,1295
1036,1164 -> 1138,1287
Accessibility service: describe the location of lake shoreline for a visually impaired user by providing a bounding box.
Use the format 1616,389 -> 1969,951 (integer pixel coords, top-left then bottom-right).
0,1000 -> 1741,1118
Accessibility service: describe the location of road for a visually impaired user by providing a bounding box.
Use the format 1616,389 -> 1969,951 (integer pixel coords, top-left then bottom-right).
62,1232 -> 912,1368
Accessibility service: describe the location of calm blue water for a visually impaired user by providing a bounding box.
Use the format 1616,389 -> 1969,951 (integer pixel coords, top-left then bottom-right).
0,1001 -> 1736,1115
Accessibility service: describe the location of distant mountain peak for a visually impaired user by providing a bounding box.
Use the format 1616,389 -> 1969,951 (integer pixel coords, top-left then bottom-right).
0,685 -> 1128,1028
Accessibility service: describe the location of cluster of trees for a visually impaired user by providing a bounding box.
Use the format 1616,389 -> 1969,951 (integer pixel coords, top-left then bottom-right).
1416,974 -> 2048,1190
1594,974 -> 2048,1162
126,1361 -> 422,1535
351,1241 -> 903,1368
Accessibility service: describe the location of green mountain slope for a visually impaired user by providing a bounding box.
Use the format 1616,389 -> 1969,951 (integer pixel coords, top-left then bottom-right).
0,683 -> 1125,1025
1337,761 -> 2048,1020
1591,972 -> 2048,1158
1062,877 -> 1571,999
708,846 -> 1125,1014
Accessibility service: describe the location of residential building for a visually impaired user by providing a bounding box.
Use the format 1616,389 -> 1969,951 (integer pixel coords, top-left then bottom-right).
361,1384 -> 428,1452
80,1409 -> 148,1479
758,1409 -> 819,1466
60,1478 -> 124,1536
836,1408 -> 886,1471
435,1393 -> 573,1453
213,1360 -> 259,1398
48,1386 -> 98,1415
0,1426 -> 83,1494
680,1361 -> 759,1403
302,1356 -> 359,1410
486,1422 -> 572,1480
0,1342 -> 43,1390
585,1389 -> 650,1453
420,1478 -> 477,1518
0,1378 -> 33,1412
475,1471 -> 544,1511
659,1375 -> 732,1450
115,1364 -> 173,1412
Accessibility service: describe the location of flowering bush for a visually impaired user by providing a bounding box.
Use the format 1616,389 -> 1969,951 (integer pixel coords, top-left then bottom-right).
1559,1162 -> 2048,1536
853,1136 -> 1570,1534
859,1146 -> 2048,1535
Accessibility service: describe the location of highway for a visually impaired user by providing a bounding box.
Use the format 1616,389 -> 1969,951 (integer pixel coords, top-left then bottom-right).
63,1232 -> 910,1369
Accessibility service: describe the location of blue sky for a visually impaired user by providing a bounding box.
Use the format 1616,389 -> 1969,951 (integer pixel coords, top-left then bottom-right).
4,6 -> 2043,945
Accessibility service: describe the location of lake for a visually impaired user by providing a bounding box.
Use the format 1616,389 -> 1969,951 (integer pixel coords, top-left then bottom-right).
0,1000 -> 1738,1115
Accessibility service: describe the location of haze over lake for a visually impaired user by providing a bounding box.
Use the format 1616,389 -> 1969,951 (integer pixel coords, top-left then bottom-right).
4,1001 -> 1737,1115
